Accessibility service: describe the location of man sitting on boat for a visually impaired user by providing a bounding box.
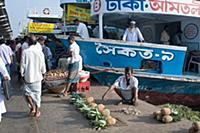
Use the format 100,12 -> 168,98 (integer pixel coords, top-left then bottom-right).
74,19 -> 89,39
122,21 -> 144,42
160,25 -> 170,45
102,67 -> 139,106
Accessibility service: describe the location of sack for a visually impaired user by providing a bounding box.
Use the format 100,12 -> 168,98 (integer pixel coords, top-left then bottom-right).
2,80 -> 11,100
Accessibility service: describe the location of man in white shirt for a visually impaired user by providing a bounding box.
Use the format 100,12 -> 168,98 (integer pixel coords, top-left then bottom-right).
37,36 -> 52,71
0,38 -> 14,74
102,67 -> 139,106
15,38 -> 22,53
74,19 -> 89,38
0,57 -> 10,123
21,36 -> 29,53
123,21 -> 144,42
20,37 -> 46,118
35,36 -> 44,52
58,35 -> 82,97
160,25 -> 170,45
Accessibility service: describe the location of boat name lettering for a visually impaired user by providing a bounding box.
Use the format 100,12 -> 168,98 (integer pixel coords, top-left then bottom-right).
106,0 -> 148,11
161,50 -> 174,61
95,43 -> 174,61
149,0 -> 200,16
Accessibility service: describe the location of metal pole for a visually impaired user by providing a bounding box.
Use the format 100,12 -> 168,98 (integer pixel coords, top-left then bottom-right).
63,4 -> 66,36
99,13 -> 103,39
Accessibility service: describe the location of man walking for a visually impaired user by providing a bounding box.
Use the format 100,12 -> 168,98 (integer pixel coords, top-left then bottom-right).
20,37 -> 46,118
0,57 -> 10,123
0,37 -> 13,74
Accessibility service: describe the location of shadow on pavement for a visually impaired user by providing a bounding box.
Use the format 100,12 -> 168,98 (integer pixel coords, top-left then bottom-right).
129,115 -> 161,124
171,128 -> 188,133
56,103 -> 92,129
3,111 -> 28,119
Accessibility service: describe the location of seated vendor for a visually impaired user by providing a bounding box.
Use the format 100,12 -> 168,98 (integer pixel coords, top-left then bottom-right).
102,67 -> 139,106
57,35 -> 82,97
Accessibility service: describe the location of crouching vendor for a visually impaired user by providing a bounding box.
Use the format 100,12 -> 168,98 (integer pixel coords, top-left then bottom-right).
102,67 -> 139,106
57,35 -> 81,97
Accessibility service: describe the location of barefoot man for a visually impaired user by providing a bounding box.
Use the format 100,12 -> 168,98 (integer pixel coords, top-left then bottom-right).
102,67 -> 139,106
20,37 -> 46,118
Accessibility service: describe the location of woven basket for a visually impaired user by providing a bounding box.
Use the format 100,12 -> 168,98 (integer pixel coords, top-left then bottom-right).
48,85 -> 65,94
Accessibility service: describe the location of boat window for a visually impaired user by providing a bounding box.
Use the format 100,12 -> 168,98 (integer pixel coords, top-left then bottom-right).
140,59 -> 162,73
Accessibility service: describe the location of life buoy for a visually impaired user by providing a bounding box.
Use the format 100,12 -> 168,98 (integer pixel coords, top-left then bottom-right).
43,8 -> 50,15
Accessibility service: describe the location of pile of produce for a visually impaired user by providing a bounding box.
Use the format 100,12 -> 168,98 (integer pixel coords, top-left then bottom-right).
162,104 -> 200,122
45,69 -> 68,80
153,107 -> 175,123
70,93 -> 117,130
189,122 -> 200,133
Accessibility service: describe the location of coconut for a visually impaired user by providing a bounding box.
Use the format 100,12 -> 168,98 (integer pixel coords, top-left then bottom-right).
102,109 -> 111,117
162,115 -> 173,123
192,122 -> 200,131
107,116 -> 117,126
86,97 -> 94,104
97,104 -> 105,113
161,108 -> 171,115
153,111 -> 161,119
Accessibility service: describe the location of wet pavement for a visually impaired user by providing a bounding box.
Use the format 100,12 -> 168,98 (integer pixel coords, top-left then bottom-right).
0,75 -> 193,133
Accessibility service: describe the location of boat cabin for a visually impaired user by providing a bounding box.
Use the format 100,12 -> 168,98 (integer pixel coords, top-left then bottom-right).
59,0 -> 200,76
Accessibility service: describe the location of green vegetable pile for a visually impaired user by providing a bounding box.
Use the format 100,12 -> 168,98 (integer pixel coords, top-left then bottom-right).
162,104 -> 200,122
70,93 -> 107,130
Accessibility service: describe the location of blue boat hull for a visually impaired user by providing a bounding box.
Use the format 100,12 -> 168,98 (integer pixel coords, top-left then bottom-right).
85,66 -> 200,106
59,37 -> 200,106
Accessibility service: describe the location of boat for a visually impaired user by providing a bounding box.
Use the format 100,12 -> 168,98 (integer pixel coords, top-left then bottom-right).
27,7 -> 63,34
58,0 -> 200,106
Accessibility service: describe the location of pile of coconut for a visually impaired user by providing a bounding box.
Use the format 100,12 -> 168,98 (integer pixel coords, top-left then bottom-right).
86,96 -> 117,126
189,122 -> 200,133
153,107 -> 173,123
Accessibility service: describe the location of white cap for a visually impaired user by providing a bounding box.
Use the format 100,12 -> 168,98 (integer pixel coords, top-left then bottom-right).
130,21 -> 136,24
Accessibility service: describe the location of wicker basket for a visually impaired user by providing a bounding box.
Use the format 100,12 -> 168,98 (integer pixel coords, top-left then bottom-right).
48,85 -> 65,94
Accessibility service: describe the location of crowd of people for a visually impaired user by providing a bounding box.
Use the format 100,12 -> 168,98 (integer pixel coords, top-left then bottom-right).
0,34 -> 82,121
0,30 -> 141,123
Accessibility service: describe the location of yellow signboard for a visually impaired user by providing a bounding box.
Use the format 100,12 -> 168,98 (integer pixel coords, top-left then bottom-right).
28,22 -> 55,33
66,4 -> 95,24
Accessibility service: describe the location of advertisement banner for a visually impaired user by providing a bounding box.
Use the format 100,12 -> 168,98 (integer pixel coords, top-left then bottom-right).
28,22 -> 55,33
91,0 -> 200,18
66,4 -> 95,23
